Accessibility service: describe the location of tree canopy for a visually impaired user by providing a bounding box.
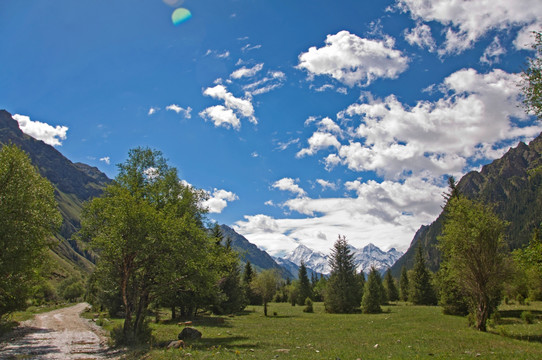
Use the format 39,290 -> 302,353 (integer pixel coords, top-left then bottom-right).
0,144 -> 61,318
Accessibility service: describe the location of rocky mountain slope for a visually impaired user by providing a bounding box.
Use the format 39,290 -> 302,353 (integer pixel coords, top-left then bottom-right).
0,110 -> 110,277
391,133 -> 542,276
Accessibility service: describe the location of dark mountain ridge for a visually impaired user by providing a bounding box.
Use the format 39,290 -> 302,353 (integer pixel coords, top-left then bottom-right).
0,110 -> 111,276
391,133 -> 542,276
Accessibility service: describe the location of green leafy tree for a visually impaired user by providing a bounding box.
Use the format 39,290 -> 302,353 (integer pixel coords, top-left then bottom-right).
0,145 -> 61,319
435,262 -> 469,316
409,245 -> 437,305
399,266 -> 409,301
514,224 -> 542,300
250,269 -> 280,316
297,262 -> 312,305
521,31 -> 542,119
384,269 -> 399,302
439,196 -> 508,331
324,235 -> 361,313
362,267 -> 383,314
80,147 -> 213,342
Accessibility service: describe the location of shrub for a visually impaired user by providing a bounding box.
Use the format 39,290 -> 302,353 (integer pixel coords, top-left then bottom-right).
303,297 -> 314,313
521,311 -> 535,324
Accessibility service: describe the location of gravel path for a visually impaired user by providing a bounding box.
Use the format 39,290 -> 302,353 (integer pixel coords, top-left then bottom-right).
0,303 -> 119,359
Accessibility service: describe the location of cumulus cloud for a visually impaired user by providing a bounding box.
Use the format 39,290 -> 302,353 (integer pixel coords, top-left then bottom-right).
272,178 -> 306,197
148,107 -> 159,115
326,68 -> 538,179
396,0 -> 542,53
99,156 -> 111,165
234,177 -> 444,256
202,188 -> 239,213
199,105 -> 241,129
166,104 -> 192,118
230,63 -> 264,79
316,179 -> 337,190
296,132 -> 341,158
404,22 -> 436,51
13,114 -> 68,146
296,30 -> 409,87
200,84 -> 256,129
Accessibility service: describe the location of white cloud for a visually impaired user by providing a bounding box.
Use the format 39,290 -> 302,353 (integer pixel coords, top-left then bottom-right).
396,0 -> 542,54
166,104 -> 192,119
241,44 -> 262,52
276,138 -> 300,151
148,107 -> 159,115
99,156 -> 111,165
480,36 -> 506,65
326,68 -> 539,179
202,84 -> 256,124
205,49 -> 230,59
199,105 -> 241,129
243,70 -> 286,96
296,132 -> 341,158
296,30 -> 409,87
404,22 -> 436,51
316,179 -> 337,190
272,177 -> 306,197
514,23 -> 542,50
231,63 -> 264,79
317,117 -> 343,135
234,177 -> 444,256
13,114 -> 68,147
202,188 -> 239,213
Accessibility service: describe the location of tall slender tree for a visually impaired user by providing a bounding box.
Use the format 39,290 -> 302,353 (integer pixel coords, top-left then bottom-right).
384,269 -> 399,302
324,235 -> 360,313
399,266 -> 409,301
409,245 -> 437,305
362,267 -> 383,313
297,262 -> 312,305
251,269 -> 280,316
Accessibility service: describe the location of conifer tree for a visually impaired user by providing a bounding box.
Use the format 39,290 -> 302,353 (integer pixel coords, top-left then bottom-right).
384,269 -> 399,302
409,245 -> 437,305
362,267 -> 383,314
399,266 -> 409,301
297,262 -> 312,305
243,261 -> 261,305
356,271 -> 366,304
324,235 -> 360,313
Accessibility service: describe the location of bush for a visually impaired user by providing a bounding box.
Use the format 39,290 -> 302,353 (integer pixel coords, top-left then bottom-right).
521,311 -> 535,324
517,294 -> 525,305
303,297 -> 314,313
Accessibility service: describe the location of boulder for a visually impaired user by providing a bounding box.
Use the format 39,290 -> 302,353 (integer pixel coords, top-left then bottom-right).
178,327 -> 202,341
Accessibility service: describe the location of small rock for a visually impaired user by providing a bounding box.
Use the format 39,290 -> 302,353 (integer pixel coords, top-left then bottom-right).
275,349 -> 290,353
476,354 -> 481,357
396,339 -> 401,343
374,344 -> 379,349
178,327 -> 202,341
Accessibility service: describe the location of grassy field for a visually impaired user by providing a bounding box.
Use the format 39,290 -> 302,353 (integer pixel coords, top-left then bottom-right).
93,301 -> 542,359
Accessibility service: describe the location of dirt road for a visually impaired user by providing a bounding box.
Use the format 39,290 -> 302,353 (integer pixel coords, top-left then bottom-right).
0,303 -> 119,359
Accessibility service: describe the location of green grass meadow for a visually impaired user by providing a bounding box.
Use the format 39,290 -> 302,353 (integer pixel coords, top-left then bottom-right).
95,301 -> 542,359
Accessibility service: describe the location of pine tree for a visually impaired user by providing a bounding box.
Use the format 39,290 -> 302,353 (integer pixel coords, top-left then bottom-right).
409,245 -> 437,305
384,269 -> 399,302
324,235 -> 361,313
243,261 -> 261,305
356,271 -> 366,304
362,267 -> 383,314
399,266 -> 409,301
297,262 -> 312,305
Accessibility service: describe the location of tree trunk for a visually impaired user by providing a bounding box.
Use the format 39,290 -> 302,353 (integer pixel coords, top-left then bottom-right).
264,301 -> 268,317
476,298 -> 489,332
171,306 -> 176,320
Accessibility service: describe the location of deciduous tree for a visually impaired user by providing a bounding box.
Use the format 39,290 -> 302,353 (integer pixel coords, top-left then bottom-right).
0,145 -> 61,319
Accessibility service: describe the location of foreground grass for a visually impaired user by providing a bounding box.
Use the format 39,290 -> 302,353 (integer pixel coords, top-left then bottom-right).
97,301 -> 542,359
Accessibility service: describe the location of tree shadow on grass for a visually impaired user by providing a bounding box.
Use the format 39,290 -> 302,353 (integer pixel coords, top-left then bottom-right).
498,310 -> 542,319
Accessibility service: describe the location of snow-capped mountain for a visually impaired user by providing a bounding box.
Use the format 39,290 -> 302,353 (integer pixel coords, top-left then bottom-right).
281,243 -> 403,275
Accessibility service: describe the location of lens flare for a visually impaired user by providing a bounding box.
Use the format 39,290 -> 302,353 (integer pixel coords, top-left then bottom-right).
171,8 -> 192,26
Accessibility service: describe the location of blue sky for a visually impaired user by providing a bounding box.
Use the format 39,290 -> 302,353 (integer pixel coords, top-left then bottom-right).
1,0 -> 541,256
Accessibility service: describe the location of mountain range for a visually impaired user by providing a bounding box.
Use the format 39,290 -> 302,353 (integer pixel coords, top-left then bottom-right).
391,133 -> 542,276
277,243 -> 403,276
